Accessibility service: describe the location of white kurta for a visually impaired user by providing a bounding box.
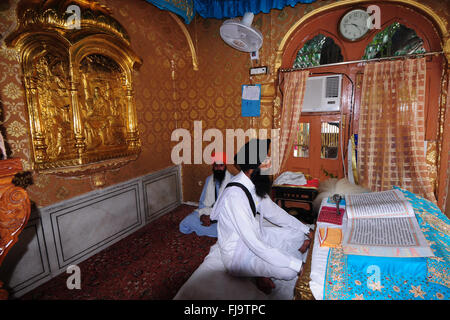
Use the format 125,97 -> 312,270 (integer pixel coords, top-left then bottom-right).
210,171 -> 310,281
197,170 -> 233,217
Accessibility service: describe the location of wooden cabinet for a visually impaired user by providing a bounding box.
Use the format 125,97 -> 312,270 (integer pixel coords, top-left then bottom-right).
272,185 -> 318,224
0,159 -> 31,299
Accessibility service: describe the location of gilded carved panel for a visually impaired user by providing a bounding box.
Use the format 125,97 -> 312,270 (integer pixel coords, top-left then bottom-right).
5,0 -> 142,176
32,51 -> 76,161
78,54 -> 127,151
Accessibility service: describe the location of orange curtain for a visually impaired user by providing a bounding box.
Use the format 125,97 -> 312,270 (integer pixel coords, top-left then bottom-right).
275,70 -> 309,175
358,58 -> 436,202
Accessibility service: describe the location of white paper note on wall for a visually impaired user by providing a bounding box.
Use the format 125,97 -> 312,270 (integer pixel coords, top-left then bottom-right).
242,85 -> 260,100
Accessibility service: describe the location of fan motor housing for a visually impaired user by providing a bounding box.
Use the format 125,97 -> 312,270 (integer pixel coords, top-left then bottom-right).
219,13 -> 263,53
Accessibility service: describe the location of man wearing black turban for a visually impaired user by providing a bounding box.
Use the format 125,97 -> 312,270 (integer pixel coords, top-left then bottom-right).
210,139 -> 313,295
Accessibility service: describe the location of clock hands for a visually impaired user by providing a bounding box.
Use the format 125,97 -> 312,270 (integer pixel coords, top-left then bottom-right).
340,10 -> 370,40
344,23 -> 363,34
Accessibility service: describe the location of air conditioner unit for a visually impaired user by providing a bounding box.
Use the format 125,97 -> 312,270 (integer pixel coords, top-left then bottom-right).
301,75 -> 342,113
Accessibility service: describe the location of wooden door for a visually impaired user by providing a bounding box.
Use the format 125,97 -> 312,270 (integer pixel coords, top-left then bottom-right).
286,114 -> 344,180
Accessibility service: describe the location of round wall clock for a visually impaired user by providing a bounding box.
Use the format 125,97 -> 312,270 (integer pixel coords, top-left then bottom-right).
338,9 -> 370,41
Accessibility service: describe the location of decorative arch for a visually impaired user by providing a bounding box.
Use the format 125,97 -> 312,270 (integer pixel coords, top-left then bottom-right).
293,33 -> 344,68
364,18 -> 430,55
275,0 -> 448,70
362,22 -> 426,60
272,0 -> 450,211
69,34 -> 143,156
168,12 -> 199,71
70,34 -> 142,77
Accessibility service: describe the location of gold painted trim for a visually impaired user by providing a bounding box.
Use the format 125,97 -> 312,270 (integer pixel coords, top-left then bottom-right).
40,154 -> 139,177
272,185 -> 318,190
351,134 -> 359,184
275,0 -> 449,71
168,12 -> 199,71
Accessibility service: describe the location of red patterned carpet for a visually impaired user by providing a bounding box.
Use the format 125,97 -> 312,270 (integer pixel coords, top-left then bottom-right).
20,205 -> 216,300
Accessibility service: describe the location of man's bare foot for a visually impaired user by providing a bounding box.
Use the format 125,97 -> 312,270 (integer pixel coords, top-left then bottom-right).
299,239 -> 311,254
200,215 -> 211,226
255,277 -> 275,295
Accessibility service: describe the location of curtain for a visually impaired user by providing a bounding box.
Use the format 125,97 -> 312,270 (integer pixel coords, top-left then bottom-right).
145,0 -> 194,24
357,58 -> 436,202
193,0 -> 316,19
145,0 -> 317,23
275,70 -> 309,175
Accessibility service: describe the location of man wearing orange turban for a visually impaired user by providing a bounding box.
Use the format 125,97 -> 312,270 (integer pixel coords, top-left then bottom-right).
179,152 -> 233,237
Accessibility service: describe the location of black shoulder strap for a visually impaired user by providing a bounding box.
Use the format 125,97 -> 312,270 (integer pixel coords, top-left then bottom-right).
225,182 -> 257,217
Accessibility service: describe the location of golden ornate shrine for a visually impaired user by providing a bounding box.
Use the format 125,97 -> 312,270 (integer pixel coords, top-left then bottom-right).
5,0 -> 142,176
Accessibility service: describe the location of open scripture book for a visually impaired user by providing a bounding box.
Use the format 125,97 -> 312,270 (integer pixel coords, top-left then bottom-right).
342,189 -> 433,257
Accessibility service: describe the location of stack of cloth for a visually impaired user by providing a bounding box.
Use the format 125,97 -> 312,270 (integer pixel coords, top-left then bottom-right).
318,227 -> 342,248
317,197 -> 344,248
273,171 -> 307,186
317,197 -> 345,225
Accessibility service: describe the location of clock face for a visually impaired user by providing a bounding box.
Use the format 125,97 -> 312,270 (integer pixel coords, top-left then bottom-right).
339,9 -> 370,41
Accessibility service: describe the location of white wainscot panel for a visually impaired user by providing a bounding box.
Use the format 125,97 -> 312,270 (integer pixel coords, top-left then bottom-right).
0,217 -> 50,296
49,184 -> 142,269
0,165 -> 182,298
144,169 -> 181,222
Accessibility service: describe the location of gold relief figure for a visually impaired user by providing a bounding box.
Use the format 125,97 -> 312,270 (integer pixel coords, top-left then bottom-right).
104,83 -> 113,111
5,0 -> 142,175
111,96 -> 126,144
86,86 -> 112,147
33,53 -> 74,160
103,84 -> 117,145
92,87 -> 106,116
112,97 -> 126,124
82,120 -> 99,150
111,97 -> 121,117
82,89 -> 102,150
79,54 -> 127,149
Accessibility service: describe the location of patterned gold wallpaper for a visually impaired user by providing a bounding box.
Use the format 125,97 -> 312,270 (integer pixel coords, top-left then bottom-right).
179,0 -> 331,202
172,0 -> 450,203
0,0 -> 194,206
0,0 -> 448,206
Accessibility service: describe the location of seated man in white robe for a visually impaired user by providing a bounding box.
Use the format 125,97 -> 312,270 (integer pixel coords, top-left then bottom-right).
210,139 -> 313,294
179,152 -> 233,237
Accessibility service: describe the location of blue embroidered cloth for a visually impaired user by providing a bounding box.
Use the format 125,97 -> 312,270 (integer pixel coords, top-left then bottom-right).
324,187 -> 450,300
347,255 -> 428,279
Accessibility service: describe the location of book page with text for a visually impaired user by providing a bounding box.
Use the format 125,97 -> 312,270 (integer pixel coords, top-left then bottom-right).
347,217 -> 419,247
345,189 -> 415,219
342,214 -> 433,257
